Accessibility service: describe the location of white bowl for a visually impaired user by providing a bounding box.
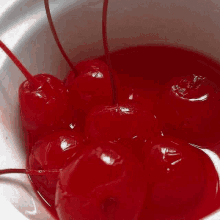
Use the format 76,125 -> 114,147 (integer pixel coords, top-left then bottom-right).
1,0 -> 220,219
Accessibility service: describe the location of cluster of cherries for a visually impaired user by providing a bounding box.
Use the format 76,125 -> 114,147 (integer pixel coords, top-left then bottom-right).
25,55 -> 220,220
1,0 -> 220,219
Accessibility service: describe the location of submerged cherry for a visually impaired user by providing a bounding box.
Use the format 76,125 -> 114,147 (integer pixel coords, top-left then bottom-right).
157,74 -> 220,146
140,136 -> 219,219
29,130 -> 84,205
55,141 -> 147,220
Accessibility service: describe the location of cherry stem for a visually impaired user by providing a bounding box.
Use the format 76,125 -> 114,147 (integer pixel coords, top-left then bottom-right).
44,0 -> 78,77
102,0 -> 118,105
0,40 -> 41,88
0,168 -> 60,176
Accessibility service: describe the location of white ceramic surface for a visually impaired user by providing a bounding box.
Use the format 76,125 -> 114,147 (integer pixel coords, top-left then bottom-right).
1,0 -> 220,219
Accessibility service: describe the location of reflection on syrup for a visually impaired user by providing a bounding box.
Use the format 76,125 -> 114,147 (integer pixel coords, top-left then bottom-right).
171,74 -> 211,102
101,153 -> 115,165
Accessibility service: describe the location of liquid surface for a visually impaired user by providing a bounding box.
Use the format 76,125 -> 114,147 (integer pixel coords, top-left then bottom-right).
28,45 -> 220,219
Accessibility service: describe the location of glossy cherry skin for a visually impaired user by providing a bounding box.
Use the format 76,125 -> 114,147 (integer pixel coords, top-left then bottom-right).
140,136 -> 219,219
55,141 -> 147,220
19,74 -> 73,132
85,103 -> 160,159
29,130 -> 84,205
157,74 -> 220,146
65,59 -> 117,113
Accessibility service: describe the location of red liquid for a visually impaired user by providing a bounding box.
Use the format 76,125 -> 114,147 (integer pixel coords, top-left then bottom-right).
27,45 -> 220,219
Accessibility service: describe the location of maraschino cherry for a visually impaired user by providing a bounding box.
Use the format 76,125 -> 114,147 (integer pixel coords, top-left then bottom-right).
85,103 -> 160,159
84,0 -> 160,158
2,0 -> 219,219
0,41 -> 74,135
140,136 -> 219,219
20,74 -> 74,131
65,59 -> 115,113
55,141 -> 147,220
45,0 -> 118,132
157,74 -> 220,146
29,130 -> 84,205
59,2 -> 118,116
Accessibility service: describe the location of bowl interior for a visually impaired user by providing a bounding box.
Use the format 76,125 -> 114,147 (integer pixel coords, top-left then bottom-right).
1,0 -> 220,219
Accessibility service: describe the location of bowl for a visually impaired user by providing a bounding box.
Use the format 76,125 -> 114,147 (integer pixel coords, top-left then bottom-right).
1,0 -> 220,219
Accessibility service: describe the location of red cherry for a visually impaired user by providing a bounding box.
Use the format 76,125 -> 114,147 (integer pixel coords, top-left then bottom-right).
19,74 -> 73,131
65,59 -> 117,113
29,130 -> 84,205
85,103 -> 160,159
0,40 -> 74,134
157,74 -> 220,146
55,141 -> 147,220
140,136 -> 219,219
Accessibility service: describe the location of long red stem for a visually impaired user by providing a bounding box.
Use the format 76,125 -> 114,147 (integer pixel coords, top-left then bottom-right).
0,168 -> 60,176
44,0 -> 78,77
0,40 -> 41,88
102,0 -> 118,105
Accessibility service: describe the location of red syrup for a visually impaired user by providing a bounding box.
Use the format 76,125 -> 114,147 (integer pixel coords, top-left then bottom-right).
27,45 -> 220,219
